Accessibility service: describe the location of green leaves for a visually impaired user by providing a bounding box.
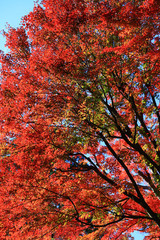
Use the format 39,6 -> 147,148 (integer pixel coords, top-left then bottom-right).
0,0 -> 160,239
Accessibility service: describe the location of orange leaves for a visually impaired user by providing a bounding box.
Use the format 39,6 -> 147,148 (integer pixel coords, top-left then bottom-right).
3,26 -> 30,59
0,0 -> 160,239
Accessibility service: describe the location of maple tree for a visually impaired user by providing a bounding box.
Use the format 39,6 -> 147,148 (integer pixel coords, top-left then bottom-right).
0,0 -> 160,239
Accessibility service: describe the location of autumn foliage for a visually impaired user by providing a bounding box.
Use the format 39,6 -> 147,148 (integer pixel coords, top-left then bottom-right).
0,0 -> 160,239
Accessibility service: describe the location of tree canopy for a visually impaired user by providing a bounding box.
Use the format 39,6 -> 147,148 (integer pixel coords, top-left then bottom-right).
0,0 -> 160,239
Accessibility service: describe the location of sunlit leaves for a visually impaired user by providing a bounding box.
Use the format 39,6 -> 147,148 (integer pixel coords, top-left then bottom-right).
0,0 -> 160,239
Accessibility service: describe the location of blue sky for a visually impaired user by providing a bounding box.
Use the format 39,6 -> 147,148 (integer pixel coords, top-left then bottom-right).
0,1 -> 148,239
0,0 -> 35,53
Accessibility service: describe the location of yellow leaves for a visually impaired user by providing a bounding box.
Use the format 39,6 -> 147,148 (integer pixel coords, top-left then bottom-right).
1,0 -> 160,239
79,211 -> 91,220
118,187 -> 125,194
142,144 -> 148,151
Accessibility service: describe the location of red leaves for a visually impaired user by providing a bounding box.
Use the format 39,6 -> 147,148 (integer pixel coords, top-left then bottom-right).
0,0 -> 160,239
3,26 -> 30,59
